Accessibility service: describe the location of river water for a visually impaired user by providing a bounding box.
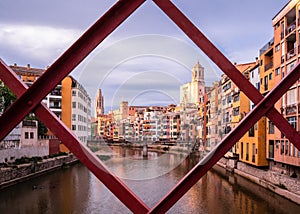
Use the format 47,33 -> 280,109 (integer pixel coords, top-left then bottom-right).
0,145 -> 299,214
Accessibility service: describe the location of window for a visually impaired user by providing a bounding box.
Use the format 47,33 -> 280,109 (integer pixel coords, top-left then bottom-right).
275,140 -> 280,149
72,102 -> 76,108
25,132 -> 29,139
285,141 -> 288,155
281,42 -> 285,57
275,44 -> 280,52
72,91 -> 76,96
286,88 -> 296,105
248,126 -> 255,137
264,75 -> 268,90
72,125 -> 76,130
275,67 -> 280,76
269,73 -> 272,80
287,116 -> 296,128
227,95 -> 232,103
233,107 -> 240,116
246,143 -> 249,161
233,93 -> 240,102
255,82 -> 260,91
269,140 -> 274,159
281,141 -> 284,155
222,99 -> 226,106
30,132 -> 34,139
268,121 -> 274,134
252,143 -> 256,163
72,114 -> 76,121
241,142 -> 244,159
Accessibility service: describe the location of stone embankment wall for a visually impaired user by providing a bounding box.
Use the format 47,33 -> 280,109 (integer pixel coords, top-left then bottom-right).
0,154 -> 78,189
0,145 -> 49,163
218,157 -> 300,204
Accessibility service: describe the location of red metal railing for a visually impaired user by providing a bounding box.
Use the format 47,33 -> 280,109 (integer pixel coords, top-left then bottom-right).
1,1 -> 300,213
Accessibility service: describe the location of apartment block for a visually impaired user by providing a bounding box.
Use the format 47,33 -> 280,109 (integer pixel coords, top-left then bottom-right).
61,76 -> 91,152
268,0 -> 300,175
10,64 -> 91,153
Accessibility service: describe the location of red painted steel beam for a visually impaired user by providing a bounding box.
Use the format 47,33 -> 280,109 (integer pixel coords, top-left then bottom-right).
0,0 -> 146,142
150,61 -> 300,213
153,0 -> 300,149
0,59 -> 150,213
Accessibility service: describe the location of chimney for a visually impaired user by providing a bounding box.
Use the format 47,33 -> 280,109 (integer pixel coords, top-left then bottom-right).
27,64 -> 30,69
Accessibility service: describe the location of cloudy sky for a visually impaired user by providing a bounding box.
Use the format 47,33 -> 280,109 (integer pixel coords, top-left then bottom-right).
0,0 -> 290,113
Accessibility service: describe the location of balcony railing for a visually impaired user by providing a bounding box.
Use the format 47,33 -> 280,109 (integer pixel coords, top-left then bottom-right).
49,105 -> 61,109
259,38 -> 274,55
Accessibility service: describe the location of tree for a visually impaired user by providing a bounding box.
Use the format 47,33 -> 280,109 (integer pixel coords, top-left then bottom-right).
0,81 -> 48,136
0,81 -> 16,113
26,113 -> 48,137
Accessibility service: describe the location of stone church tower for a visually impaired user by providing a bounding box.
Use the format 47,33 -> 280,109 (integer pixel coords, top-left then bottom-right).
95,89 -> 104,117
180,61 -> 205,105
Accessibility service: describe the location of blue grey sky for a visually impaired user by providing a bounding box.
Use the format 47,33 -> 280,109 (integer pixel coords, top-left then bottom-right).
0,0 -> 290,112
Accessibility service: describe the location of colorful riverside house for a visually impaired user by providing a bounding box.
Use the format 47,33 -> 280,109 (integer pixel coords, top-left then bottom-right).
219,74 -> 233,157
233,61 -> 269,167
267,0 -> 300,177
260,37 -> 276,167
205,82 -> 219,151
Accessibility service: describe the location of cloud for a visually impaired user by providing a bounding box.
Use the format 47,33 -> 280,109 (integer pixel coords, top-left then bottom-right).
0,23 -> 81,66
75,34 -> 221,113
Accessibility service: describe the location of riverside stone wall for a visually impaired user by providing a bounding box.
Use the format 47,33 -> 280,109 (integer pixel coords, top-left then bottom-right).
0,155 -> 77,189
0,144 -> 49,163
237,161 -> 300,195
218,157 -> 300,204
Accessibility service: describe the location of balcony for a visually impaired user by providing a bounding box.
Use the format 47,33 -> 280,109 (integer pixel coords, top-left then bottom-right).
264,62 -> 273,71
286,21 -> 296,35
259,38 -> 274,55
286,47 -> 297,60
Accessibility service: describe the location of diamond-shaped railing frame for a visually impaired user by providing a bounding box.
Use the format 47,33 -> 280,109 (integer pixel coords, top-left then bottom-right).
0,0 -> 300,213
